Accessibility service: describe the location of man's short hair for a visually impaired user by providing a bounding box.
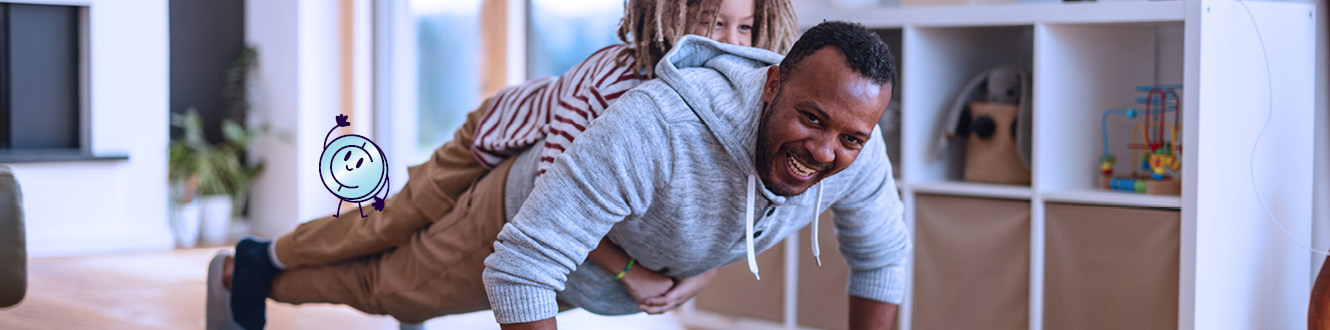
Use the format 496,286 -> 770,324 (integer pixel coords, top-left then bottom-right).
778,21 -> 896,87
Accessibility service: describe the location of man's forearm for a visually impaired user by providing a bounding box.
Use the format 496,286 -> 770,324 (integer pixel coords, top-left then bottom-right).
500,317 -> 556,330
849,296 -> 898,330
587,237 -> 632,273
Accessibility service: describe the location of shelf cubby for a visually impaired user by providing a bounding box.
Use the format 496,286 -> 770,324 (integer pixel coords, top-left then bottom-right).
900,25 -> 1033,186
874,28 -> 905,180
1033,21 -> 1185,196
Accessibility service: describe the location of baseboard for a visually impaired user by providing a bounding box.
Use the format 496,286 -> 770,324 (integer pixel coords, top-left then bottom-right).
26,225 -> 174,258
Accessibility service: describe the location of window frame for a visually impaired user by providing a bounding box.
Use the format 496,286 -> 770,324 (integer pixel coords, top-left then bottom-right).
0,3 -> 118,163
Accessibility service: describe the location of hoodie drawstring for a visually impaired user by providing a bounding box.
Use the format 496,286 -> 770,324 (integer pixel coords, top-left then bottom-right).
745,175 -> 760,280
811,183 -> 824,267
745,178 -> 826,280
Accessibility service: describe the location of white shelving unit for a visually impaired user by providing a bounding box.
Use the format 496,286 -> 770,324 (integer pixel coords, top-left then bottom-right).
910,181 -> 1033,200
1040,189 -> 1181,208
686,1 -> 1317,330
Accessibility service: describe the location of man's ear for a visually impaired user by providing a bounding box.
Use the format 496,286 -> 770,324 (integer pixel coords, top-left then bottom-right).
763,65 -> 781,104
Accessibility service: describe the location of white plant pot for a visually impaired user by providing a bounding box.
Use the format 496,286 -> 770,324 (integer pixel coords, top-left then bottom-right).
174,200 -> 202,248
198,195 -> 234,246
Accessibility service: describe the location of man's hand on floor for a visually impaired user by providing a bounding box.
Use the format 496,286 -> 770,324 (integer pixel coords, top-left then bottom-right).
638,268 -> 719,314
500,318 -> 556,330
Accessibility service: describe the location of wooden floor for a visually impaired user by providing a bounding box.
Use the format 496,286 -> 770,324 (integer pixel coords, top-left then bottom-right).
0,248 -> 688,329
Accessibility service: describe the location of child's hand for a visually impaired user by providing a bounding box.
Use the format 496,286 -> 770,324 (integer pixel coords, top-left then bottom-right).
638,268 -> 719,314
620,265 -> 675,303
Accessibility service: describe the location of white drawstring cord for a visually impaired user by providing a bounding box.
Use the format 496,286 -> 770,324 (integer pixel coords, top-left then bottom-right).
745,175 -> 760,280
811,183 -> 824,267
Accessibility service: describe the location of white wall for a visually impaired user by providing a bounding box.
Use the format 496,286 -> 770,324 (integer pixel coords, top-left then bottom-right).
1312,0 -> 1328,277
1191,2 -> 1315,329
246,0 -> 301,238
9,0 -> 174,257
246,0 -> 372,238
373,0 -> 416,196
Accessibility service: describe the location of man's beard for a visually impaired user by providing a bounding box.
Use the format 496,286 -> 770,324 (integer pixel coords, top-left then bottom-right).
755,101 -> 808,197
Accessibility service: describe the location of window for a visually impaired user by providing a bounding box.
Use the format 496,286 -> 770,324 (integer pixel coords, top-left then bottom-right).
1,4 -> 80,149
526,0 -> 623,78
411,0 -> 482,159
391,0 -> 624,164
0,4 -> 108,162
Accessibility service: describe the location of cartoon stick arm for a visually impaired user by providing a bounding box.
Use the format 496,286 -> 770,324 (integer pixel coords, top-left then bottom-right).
324,126 -> 337,148
325,114 -> 351,147
370,172 -> 390,211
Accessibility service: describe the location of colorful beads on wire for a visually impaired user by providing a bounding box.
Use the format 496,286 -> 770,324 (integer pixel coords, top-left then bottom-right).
1110,177 -> 1147,194
1099,155 -> 1115,176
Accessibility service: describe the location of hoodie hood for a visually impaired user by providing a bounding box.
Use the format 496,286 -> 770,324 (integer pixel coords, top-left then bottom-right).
654,35 -> 784,180
649,35 -> 829,280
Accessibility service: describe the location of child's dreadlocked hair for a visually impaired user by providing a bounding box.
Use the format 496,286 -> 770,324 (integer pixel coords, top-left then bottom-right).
616,0 -> 798,78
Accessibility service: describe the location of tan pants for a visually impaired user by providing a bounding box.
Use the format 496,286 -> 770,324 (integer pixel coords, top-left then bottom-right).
268,147 -> 515,324
266,102 -> 510,323
273,103 -> 490,268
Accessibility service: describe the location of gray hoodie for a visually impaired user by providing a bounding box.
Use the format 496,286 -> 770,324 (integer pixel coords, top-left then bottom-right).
482,35 -> 910,324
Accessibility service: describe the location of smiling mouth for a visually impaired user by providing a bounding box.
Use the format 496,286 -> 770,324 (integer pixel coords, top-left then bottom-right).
345,165 -> 354,171
330,164 -> 360,190
787,152 -> 818,179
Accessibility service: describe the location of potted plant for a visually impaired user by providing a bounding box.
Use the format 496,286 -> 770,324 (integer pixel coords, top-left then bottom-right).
168,46 -> 267,247
168,109 -> 209,248
193,114 -> 237,247
169,109 -> 266,247
212,46 -> 267,245
206,116 -> 265,245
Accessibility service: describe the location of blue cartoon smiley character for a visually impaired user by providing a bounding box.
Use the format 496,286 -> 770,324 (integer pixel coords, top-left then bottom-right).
320,114 -> 389,218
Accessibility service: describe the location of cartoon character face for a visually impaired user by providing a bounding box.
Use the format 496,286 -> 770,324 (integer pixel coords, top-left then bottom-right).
320,134 -> 388,203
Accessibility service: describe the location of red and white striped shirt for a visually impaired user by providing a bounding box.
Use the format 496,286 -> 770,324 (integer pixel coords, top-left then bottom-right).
471,44 -> 646,175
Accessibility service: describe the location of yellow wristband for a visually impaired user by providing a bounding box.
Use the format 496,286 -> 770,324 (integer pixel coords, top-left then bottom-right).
613,259 -> 634,280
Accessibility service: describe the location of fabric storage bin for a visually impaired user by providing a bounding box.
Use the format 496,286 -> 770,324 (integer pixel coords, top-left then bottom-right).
797,211 -> 850,330
1044,203 -> 1178,330
693,240 -> 786,323
913,194 -> 1030,330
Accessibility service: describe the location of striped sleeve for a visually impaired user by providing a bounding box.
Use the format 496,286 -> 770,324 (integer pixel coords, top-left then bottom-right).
471,44 -> 640,169
534,48 -> 645,176
472,77 -> 556,168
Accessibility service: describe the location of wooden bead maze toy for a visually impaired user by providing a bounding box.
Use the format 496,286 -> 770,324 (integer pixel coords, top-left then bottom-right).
1098,85 -> 1183,195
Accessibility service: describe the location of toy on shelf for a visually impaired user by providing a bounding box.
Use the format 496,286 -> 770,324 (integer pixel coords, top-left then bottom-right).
939,67 -> 1033,185
1097,85 -> 1183,195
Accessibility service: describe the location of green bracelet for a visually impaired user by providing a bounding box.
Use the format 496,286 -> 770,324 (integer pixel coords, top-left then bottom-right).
613,259 -> 635,280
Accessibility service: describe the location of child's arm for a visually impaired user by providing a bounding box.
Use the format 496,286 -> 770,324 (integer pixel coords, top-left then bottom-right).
586,237 -> 674,303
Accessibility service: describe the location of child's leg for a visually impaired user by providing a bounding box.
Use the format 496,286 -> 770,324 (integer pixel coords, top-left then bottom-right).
266,153 -> 519,324
264,251 -> 394,317
272,101 -> 492,269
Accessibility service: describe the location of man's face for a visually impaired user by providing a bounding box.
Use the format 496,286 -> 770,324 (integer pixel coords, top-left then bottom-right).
755,47 -> 892,196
